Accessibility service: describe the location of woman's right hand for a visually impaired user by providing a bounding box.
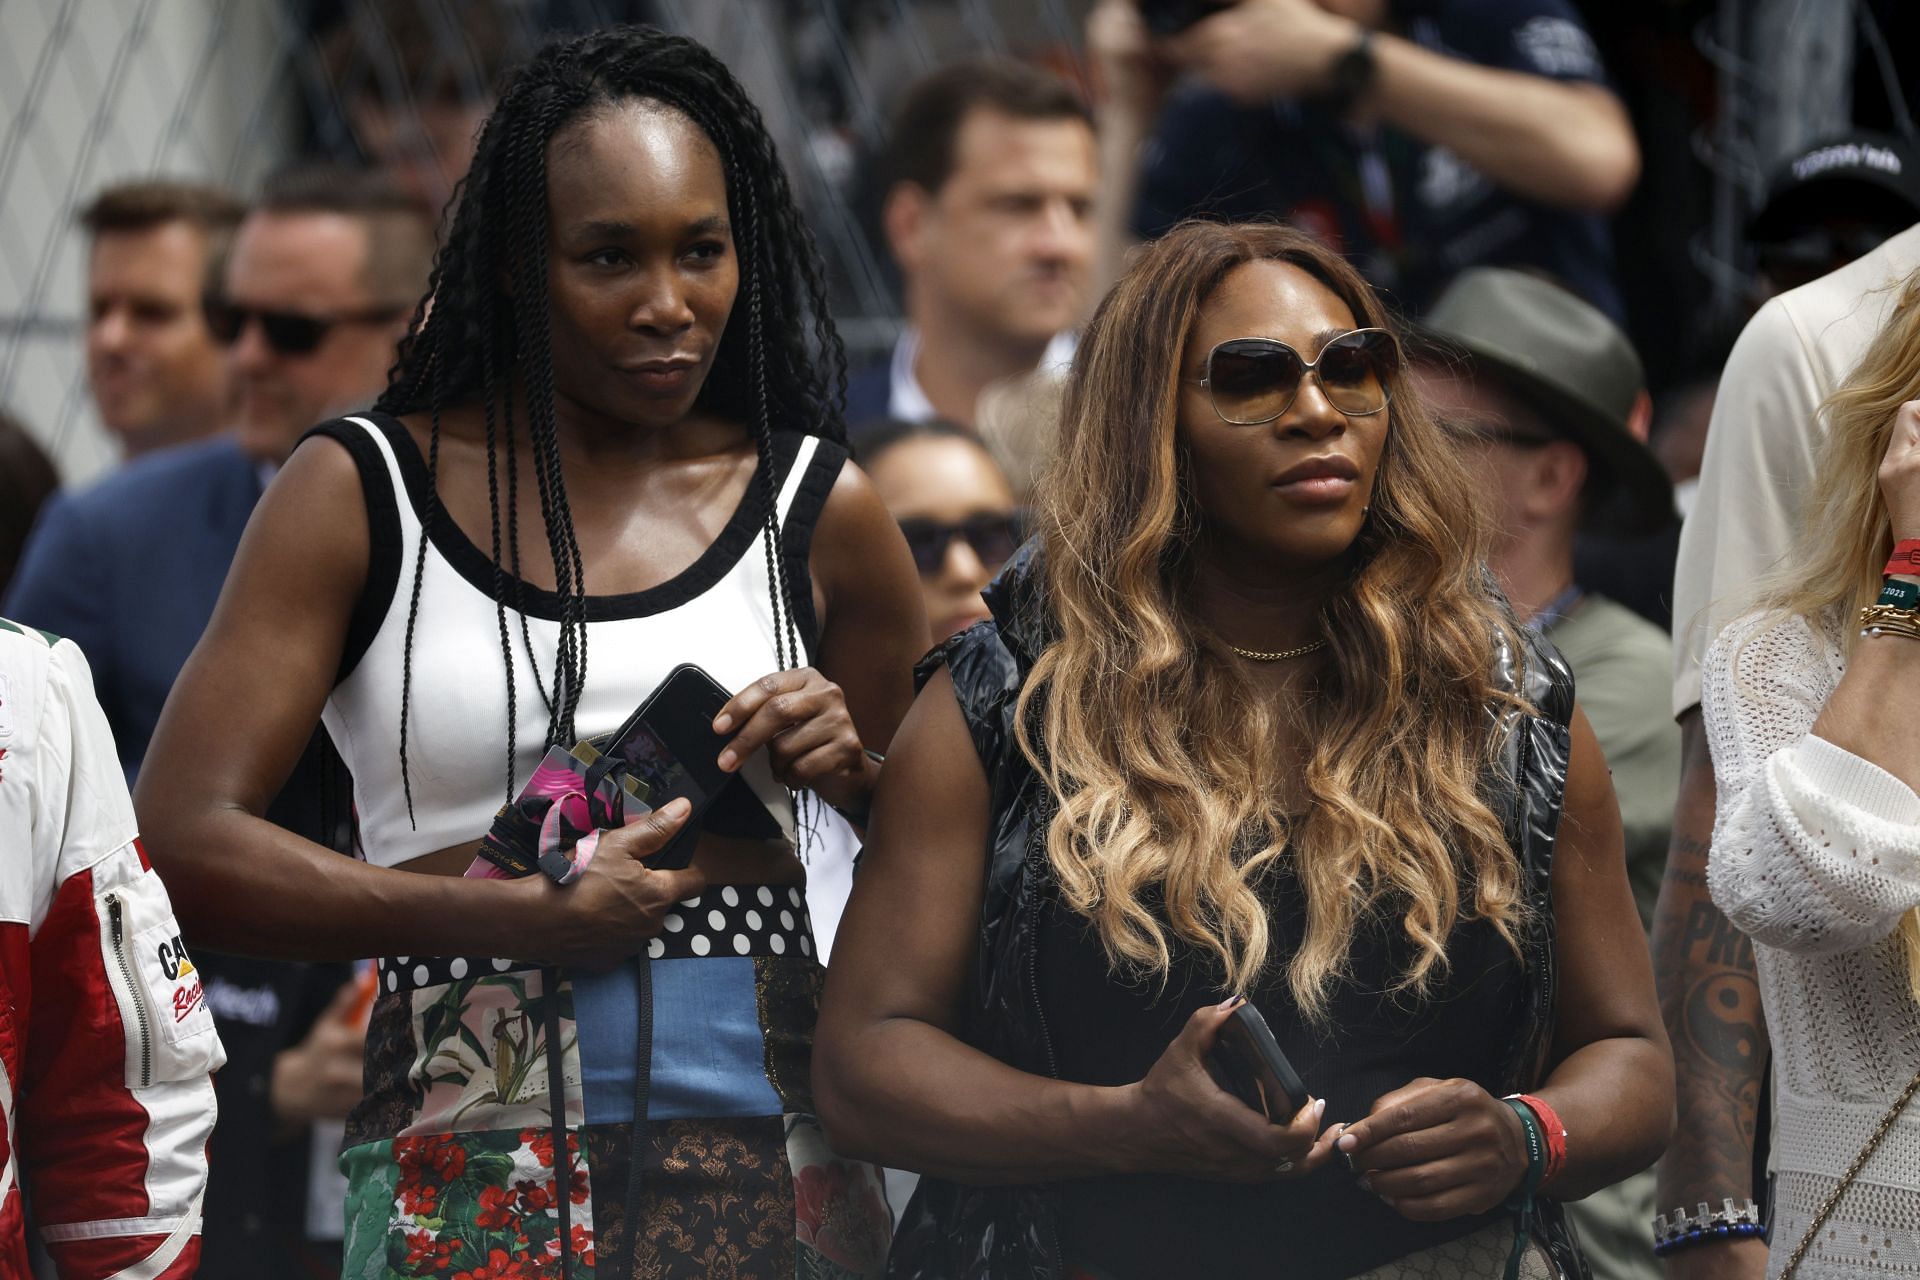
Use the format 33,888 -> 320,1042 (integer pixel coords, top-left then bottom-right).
526,798 -> 708,969
1879,400 -> 1920,541
1120,1000 -> 1337,1181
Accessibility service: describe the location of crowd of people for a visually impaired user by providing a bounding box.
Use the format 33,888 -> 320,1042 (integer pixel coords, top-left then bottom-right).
2,3 -> 1918,1279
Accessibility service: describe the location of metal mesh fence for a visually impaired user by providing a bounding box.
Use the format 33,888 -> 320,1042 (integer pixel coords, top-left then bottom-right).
0,0 -> 1094,485
9,0 -> 1905,487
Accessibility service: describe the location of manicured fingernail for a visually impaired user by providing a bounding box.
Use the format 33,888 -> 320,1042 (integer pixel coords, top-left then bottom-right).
1218,994 -> 1245,1011
1314,1098 -> 1326,1123
1336,1132 -> 1357,1152
713,714 -> 733,733
717,749 -> 737,771
664,798 -> 692,818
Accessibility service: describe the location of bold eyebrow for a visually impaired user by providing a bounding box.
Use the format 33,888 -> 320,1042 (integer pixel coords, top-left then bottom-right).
572,215 -> 731,241
1310,327 -> 1352,353
576,218 -> 638,240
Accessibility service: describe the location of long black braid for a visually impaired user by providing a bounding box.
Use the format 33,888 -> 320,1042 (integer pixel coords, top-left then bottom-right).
379,25 -> 848,820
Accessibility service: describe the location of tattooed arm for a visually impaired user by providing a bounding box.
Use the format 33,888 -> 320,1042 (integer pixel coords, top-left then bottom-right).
1650,711 -> 1768,1280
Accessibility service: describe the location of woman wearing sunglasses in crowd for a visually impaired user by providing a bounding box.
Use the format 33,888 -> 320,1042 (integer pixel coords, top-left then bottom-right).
137,26 -> 926,1278
857,418 -> 1025,642
814,221 -> 1671,1278
1699,281 -> 1920,1279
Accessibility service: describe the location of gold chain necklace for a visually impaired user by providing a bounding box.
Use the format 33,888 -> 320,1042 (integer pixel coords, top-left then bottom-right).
1229,638 -> 1327,662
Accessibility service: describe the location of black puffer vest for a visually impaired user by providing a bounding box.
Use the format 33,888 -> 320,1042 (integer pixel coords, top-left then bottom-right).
887,545 -> 1588,1280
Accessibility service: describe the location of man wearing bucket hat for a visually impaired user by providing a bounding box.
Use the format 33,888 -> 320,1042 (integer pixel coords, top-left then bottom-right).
1413,266 -> 1677,1280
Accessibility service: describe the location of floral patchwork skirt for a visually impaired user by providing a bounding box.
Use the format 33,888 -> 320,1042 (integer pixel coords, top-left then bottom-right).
339,884 -> 892,1279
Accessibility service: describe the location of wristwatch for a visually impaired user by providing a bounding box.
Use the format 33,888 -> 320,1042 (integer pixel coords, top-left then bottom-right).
1325,29 -> 1378,115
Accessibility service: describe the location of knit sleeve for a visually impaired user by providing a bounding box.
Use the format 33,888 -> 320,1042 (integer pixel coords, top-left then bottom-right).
1703,610 -> 1920,953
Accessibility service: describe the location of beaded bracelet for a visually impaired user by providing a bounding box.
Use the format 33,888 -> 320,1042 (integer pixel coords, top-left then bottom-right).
1651,1198 -> 1767,1257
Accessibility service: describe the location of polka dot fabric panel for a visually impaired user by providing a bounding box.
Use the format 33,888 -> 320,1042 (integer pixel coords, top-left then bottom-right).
373,884 -> 814,995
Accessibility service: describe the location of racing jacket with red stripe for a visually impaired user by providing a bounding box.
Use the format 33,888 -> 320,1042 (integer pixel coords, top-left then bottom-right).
0,620 -> 224,1279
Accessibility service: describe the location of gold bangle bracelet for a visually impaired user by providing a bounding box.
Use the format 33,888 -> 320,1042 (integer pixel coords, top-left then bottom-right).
1860,603 -> 1920,640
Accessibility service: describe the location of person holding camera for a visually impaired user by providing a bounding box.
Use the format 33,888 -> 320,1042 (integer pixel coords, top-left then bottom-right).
1085,0 -> 1638,319
814,221 -> 1670,1278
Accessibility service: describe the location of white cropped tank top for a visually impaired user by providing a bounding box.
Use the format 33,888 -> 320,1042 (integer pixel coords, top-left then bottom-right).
315,413 -> 845,869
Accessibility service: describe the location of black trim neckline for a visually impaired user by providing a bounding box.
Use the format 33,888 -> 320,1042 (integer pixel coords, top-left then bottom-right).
353,410 -> 806,623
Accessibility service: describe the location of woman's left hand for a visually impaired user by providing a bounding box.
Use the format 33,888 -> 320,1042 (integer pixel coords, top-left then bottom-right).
713,668 -> 877,813
1334,1077 -> 1532,1221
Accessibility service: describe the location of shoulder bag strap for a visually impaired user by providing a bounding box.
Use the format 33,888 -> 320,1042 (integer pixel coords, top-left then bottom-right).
1777,1066 -> 1920,1278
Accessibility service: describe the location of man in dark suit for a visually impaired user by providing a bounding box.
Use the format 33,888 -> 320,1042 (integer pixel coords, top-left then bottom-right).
8,167 -> 432,780
846,60 -> 1096,436
5,164 -> 435,1279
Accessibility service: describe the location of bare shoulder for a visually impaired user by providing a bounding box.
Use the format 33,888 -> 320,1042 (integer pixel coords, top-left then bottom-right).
809,448 -> 922,615
814,450 -> 895,544
237,429 -> 375,600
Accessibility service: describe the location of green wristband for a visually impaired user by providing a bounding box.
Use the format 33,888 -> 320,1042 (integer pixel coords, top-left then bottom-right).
1500,1096 -> 1547,1200
1880,577 -> 1920,609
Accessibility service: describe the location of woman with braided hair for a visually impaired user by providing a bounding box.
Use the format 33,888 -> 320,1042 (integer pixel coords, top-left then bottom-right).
137,25 -> 924,1278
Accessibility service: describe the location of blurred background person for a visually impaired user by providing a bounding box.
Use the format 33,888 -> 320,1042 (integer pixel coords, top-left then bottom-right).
857,418 -> 1024,642
0,409 -> 59,600
78,180 -> 245,460
846,58 -> 1098,433
1747,130 -> 1920,301
1086,0 -> 1638,318
5,162 -> 435,1280
7,165 -> 432,782
1414,267 -> 1677,1280
314,0 -> 523,221
1577,131 -> 1920,635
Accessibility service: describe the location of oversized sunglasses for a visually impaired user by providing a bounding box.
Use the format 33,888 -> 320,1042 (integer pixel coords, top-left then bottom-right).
1188,327 -> 1401,425
896,512 -> 1024,576
203,295 -> 407,356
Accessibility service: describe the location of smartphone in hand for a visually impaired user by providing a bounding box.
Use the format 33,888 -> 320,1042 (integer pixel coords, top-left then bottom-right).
1206,1001 -> 1311,1122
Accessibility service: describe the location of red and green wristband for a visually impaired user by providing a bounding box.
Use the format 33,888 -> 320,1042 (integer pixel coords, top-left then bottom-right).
1504,1093 -> 1567,1188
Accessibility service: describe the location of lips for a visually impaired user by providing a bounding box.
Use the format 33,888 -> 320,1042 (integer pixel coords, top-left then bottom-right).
620,355 -> 701,395
1272,454 -> 1361,505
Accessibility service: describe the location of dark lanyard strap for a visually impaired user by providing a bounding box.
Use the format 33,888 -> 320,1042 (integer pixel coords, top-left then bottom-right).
541,964 -> 575,1275
621,954 -> 653,1279
542,955 -> 655,1280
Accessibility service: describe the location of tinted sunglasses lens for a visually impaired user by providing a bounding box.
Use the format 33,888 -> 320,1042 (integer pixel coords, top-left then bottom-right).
897,520 -> 949,574
1207,341 -> 1304,424
964,514 -> 1022,568
260,311 -> 329,356
1318,330 -> 1398,414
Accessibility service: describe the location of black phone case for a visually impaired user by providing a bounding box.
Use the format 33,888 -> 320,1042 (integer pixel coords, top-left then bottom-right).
1207,1002 -> 1311,1121
590,663 -> 784,870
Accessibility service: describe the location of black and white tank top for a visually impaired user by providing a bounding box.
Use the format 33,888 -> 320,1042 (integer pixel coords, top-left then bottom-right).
313,412 -> 844,869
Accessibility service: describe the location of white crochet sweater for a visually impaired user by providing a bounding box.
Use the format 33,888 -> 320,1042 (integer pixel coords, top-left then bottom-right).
1704,609 -> 1920,1279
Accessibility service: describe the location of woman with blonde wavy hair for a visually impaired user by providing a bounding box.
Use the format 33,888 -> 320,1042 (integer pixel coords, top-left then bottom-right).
1702,274 -> 1920,1280
814,221 -> 1669,1278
